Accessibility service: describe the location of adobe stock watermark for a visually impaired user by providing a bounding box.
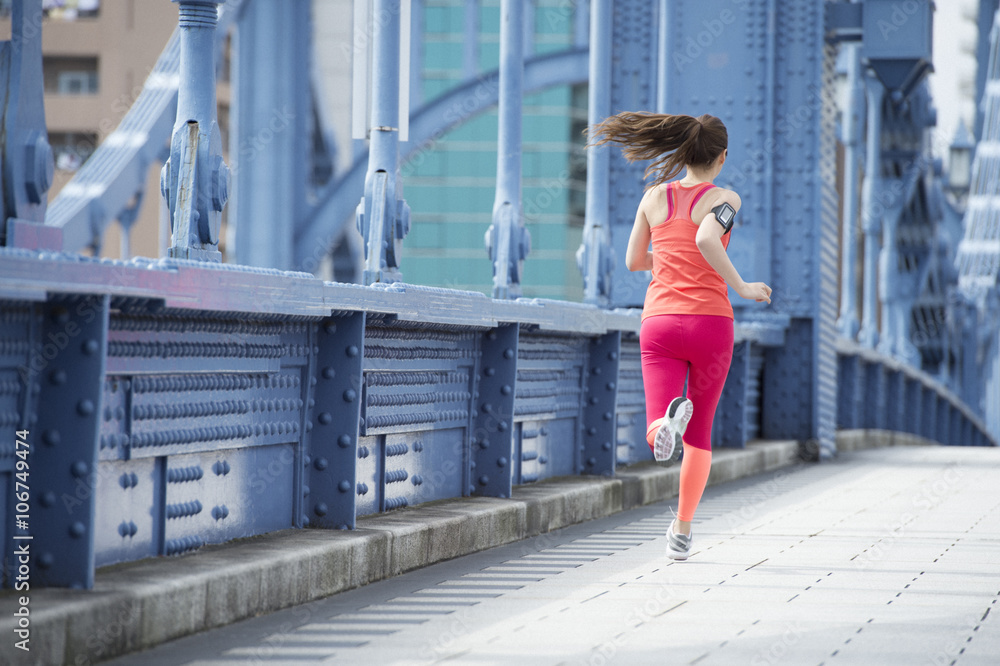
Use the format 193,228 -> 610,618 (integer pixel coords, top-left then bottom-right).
577,582 -> 683,666
672,0 -> 752,73
750,621 -> 806,666
851,465 -> 965,570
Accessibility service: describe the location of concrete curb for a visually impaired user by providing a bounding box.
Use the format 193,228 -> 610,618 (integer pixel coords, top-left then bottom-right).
1,440 -> 801,665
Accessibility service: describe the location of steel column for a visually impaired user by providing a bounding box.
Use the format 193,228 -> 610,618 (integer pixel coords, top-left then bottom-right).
858,73 -> 884,348
838,43 -> 863,339
579,0 -> 613,306
229,0 -> 311,270
359,0 -> 411,285
581,331 -> 621,476
29,295 -> 109,588
473,324 -> 518,498
307,312 -> 365,529
164,0 -> 229,262
488,0 -> 530,300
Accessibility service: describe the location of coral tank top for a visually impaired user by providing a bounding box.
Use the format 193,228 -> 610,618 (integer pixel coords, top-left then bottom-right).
642,181 -> 733,321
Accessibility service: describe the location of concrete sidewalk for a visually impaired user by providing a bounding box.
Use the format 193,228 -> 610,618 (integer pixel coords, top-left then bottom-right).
105,439 -> 1000,666
0,431 -> 951,665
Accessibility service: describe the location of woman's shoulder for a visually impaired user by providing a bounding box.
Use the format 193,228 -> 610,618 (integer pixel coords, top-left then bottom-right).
707,186 -> 742,211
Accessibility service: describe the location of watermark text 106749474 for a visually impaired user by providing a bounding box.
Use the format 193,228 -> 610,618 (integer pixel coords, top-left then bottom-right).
12,429 -> 32,653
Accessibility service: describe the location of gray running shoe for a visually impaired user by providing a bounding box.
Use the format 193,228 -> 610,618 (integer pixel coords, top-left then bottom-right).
653,397 -> 693,463
667,520 -> 692,560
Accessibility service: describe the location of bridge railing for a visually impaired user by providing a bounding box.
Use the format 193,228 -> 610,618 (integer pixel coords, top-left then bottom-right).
4,248 -> 993,590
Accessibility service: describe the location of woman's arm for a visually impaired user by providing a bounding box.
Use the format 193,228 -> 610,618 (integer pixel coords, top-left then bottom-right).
695,193 -> 772,303
625,197 -> 653,272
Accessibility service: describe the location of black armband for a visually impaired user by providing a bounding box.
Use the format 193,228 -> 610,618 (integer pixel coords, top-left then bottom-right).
711,202 -> 736,234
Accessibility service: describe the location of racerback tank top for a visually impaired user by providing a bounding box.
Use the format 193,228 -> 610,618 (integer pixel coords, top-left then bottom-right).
642,181 -> 733,321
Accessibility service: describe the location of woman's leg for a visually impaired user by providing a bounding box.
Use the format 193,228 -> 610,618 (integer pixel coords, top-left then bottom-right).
674,315 -> 734,533
640,316 -> 688,451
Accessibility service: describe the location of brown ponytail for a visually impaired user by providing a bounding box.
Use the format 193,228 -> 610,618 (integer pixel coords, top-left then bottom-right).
587,112 -> 728,188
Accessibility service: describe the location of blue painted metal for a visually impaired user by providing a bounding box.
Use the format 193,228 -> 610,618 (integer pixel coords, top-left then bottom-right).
858,72 -> 884,349
308,311 -> 365,528
837,42 -> 863,339
29,295 -> 109,588
228,0 -> 311,269
581,331 -> 620,476
1,0 -> 56,249
487,0 -> 530,300
860,0 -> 933,100
163,0 -> 229,262
357,0 -> 411,286
578,0 -> 614,307
474,324 -> 517,497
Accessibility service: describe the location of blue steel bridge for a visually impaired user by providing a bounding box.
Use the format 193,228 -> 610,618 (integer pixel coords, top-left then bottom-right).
0,0 -> 998,603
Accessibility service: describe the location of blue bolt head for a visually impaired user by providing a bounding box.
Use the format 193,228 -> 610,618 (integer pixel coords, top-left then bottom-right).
314,457 -> 329,471
497,457 -> 507,468
69,521 -> 86,538
314,502 -> 329,516
338,480 -> 352,493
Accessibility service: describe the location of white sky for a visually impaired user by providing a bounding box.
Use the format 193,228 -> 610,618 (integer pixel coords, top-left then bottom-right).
928,0 -> 982,155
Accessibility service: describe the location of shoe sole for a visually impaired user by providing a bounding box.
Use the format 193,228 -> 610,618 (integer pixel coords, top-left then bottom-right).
653,397 -> 693,463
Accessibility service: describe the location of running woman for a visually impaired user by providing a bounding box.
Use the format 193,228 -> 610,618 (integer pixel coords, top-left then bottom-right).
589,112 -> 771,560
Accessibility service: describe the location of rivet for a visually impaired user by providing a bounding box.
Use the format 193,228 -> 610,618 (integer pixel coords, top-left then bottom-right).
338,434 -> 352,448
484,367 -> 496,377
603,412 -> 613,421
338,480 -> 351,493
314,502 -> 328,516
478,474 -> 490,486
71,461 -> 89,478
39,491 -> 56,507
82,339 -> 100,356
602,442 -> 612,451
50,369 -> 67,385
587,426 -> 597,436
324,321 -> 337,334
503,348 -> 514,360
318,412 -> 333,425
497,457 -> 507,468
322,367 -> 335,379
606,382 -> 615,390
608,351 -> 617,360
498,421 -> 508,432
314,458 -> 328,471
501,385 -> 512,395
69,522 -> 86,538
38,552 -> 54,569
346,345 -> 359,357
51,307 -> 69,325
77,400 -> 95,416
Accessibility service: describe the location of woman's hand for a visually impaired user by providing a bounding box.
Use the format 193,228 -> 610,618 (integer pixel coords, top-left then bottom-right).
737,281 -> 772,304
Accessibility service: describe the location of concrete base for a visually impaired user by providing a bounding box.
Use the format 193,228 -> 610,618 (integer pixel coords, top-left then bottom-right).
0,440 -> 800,665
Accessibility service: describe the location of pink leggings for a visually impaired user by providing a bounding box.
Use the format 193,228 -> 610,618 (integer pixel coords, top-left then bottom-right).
640,314 -> 734,451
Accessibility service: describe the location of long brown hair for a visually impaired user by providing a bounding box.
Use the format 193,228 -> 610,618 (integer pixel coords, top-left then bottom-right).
587,112 -> 728,188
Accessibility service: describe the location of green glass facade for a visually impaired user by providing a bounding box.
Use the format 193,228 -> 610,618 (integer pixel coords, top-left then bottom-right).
403,0 -> 587,300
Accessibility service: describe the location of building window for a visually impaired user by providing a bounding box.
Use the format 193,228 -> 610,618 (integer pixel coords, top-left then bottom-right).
50,131 -> 98,171
43,56 -> 99,94
43,0 -> 100,20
